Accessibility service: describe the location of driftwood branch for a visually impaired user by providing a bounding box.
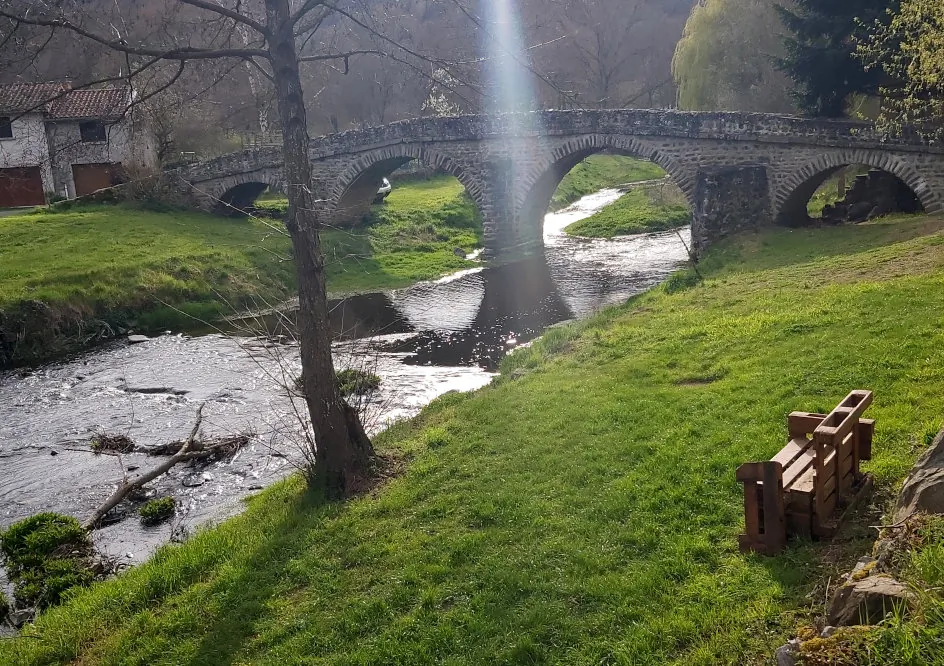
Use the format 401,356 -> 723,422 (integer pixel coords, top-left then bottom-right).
82,404 -> 209,530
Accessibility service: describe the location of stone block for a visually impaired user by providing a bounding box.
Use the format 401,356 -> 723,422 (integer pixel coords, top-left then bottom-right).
895,427 -> 944,522
827,575 -> 913,627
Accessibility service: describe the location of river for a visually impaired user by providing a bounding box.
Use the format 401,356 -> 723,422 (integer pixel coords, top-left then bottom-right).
0,187 -> 690,574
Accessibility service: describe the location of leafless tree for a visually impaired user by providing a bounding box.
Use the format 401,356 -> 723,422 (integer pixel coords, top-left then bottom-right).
0,0 -> 474,497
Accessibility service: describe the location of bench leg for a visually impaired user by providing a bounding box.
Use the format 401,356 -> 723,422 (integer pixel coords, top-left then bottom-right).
761,462 -> 787,554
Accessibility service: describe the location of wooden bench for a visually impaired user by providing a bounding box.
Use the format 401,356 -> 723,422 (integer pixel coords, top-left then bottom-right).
736,390 -> 876,555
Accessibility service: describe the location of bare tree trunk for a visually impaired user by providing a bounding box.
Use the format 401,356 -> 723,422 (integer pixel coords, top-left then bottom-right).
265,0 -> 374,497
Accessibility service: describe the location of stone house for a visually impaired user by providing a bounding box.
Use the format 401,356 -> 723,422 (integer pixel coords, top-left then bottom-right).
0,82 -> 158,207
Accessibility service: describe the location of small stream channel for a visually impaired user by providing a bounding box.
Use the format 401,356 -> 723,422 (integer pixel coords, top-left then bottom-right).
0,188 -> 690,584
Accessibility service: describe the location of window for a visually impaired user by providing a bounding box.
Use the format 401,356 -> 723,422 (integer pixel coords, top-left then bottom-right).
0,117 -> 12,139
79,121 -> 107,143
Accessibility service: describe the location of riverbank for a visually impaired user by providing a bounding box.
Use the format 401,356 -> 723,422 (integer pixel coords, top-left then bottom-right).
564,181 -> 691,238
0,177 -> 482,368
5,213 -> 944,664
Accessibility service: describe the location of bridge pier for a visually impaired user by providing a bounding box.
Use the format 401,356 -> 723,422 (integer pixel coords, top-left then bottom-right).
692,166 -> 771,257
480,156 -> 544,261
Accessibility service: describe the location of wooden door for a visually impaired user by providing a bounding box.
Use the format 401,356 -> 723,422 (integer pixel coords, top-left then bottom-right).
72,163 -> 123,197
0,167 -> 45,207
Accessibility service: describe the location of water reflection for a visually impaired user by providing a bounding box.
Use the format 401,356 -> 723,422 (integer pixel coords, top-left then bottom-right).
379,256 -> 572,370
324,189 -> 690,369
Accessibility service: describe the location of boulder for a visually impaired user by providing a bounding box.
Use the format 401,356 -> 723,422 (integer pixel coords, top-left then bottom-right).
127,334 -> 150,344
848,201 -> 874,223
775,639 -> 799,666
895,427 -> 944,522
827,575 -> 912,626
9,608 -> 35,628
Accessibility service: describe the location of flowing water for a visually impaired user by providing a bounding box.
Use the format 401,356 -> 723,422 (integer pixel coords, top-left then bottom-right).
0,188 -> 690,576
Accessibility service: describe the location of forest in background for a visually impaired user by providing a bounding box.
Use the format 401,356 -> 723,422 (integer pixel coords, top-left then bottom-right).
2,0 -> 942,163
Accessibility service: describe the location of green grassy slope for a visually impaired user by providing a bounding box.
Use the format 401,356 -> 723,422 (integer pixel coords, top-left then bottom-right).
0,205 -> 297,354
328,176 -> 482,294
0,177 -> 483,366
564,185 -> 691,238
551,154 -> 666,210
4,214 -> 944,665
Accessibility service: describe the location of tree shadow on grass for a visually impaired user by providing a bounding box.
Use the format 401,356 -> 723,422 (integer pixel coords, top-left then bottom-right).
701,215 -> 944,277
183,484 -> 342,665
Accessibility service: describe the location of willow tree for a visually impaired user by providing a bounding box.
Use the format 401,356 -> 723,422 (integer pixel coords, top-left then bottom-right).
672,0 -> 795,113
859,0 -> 944,140
0,0 -> 444,496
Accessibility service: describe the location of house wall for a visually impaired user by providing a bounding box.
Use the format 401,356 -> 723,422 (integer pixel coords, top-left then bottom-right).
46,117 -> 159,198
0,112 -> 55,195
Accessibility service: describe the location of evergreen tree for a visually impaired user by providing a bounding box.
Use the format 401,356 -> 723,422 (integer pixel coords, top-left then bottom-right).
777,0 -> 897,117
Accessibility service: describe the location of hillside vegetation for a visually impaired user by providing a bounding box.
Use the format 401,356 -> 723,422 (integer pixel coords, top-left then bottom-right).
4,214 -> 944,664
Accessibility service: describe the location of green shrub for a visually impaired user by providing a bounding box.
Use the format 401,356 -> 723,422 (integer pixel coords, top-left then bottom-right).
139,497 -> 177,525
0,588 -> 8,621
13,560 -> 94,609
0,513 -> 89,578
336,369 -> 382,397
0,513 -> 95,609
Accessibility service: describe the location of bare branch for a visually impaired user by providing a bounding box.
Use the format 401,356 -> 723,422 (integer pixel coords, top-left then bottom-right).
298,48 -> 382,64
245,55 -> 276,83
0,10 -> 270,61
178,0 -> 269,36
291,0 -> 326,26
82,404 -> 207,530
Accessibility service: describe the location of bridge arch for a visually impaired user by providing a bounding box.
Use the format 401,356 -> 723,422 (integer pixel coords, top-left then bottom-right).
773,149 -> 942,225
329,145 -> 488,225
208,170 -> 284,216
517,134 -> 697,237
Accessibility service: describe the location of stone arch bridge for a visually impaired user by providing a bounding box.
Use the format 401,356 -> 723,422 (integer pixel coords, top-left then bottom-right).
176,110 -> 944,259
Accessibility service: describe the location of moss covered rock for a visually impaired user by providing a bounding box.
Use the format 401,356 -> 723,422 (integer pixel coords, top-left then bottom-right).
0,513 -> 95,609
139,497 -> 177,525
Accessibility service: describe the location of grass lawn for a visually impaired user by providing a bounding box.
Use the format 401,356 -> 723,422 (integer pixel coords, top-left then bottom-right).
328,175 -> 482,293
564,183 -> 691,238
216,176 -> 483,295
5,214 -> 944,664
551,154 -> 666,210
0,204 -> 297,336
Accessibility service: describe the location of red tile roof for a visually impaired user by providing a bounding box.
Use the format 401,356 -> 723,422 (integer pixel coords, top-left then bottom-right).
0,82 -> 71,114
0,82 -> 129,120
49,88 -> 128,120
